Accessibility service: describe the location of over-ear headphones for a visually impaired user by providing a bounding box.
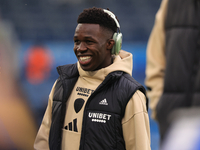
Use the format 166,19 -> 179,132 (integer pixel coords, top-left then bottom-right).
103,9 -> 122,55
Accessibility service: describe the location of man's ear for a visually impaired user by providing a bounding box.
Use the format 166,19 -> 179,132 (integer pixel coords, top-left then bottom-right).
106,39 -> 115,50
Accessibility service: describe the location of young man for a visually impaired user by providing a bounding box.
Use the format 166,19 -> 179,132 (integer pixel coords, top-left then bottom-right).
34,7 -> 151,150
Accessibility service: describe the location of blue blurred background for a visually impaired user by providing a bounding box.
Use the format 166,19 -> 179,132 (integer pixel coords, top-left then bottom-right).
0,0 -> 161,149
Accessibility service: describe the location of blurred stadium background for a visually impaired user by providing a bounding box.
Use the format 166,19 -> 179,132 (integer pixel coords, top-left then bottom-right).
0,0 -> 161,149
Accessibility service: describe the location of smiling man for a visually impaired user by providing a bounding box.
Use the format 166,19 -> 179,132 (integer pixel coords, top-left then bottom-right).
74,23 -> 113,71
34,7 -> 151,150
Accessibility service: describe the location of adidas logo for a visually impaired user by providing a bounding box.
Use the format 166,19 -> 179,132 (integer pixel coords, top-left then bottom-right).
64,118 -> 78,132
99,98 -> 108,105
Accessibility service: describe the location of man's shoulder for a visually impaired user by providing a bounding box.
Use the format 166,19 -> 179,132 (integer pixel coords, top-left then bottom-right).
120,73 -> 147,102
56,63 -> 79,77
121,73 -> 142,87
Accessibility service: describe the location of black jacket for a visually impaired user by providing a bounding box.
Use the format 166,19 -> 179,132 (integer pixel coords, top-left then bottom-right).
156,0 -> 200,141
49,63 -> 147,150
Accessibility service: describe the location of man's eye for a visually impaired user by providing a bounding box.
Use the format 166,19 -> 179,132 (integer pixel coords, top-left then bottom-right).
86,40 -> 93,44
74,40 -> 80,44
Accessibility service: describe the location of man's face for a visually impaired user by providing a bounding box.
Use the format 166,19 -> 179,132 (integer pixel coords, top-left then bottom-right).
73,24 -> 112,71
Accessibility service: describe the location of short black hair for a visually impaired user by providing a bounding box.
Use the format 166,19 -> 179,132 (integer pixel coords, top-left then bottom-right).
77,7 -> 118,33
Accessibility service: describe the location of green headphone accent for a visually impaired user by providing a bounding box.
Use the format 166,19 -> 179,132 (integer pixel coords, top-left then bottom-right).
103,9 -> 122,55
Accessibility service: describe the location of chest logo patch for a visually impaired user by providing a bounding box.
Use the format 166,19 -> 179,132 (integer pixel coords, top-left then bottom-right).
99,98 -> 108,105
88,112 -> 111,123
74,98 -> 85,113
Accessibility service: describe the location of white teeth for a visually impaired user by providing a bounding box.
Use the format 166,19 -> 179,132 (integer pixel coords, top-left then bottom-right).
80,56 -> 91,61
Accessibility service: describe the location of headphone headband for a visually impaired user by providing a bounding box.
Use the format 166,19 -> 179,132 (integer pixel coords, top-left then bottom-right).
103,9 -> 122,55
103,9 -> 120,29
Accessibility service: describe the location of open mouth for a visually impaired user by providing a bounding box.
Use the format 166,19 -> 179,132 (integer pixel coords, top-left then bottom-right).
79,56 -> 92,65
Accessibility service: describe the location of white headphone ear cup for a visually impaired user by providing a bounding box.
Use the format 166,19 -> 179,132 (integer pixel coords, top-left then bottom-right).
115,33 -> 122,55
103,9 -> 122,55
112,33 -> 117,54
112,32 -> 122,55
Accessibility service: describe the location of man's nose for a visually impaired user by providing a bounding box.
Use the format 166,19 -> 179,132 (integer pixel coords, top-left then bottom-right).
77,42 -> 87,51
